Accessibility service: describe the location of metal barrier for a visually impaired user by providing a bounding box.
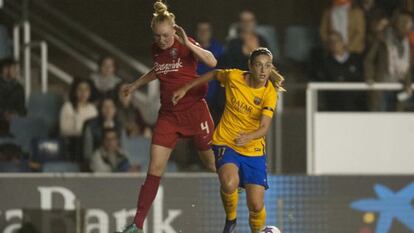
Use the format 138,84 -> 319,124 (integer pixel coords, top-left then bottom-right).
5,0 -> 159,117
13,22 -> 50,99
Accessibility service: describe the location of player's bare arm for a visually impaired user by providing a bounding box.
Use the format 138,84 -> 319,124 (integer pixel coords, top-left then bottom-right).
171,70 -> 218,105
174,24 -> 217,68
235,115 -> 272,146
121,68 -> 157,97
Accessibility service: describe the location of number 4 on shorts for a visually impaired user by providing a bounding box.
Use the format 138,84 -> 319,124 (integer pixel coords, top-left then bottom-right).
200,121 -> 210,134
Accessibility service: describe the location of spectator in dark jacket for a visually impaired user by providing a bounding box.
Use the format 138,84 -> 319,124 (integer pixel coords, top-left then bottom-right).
83,96 -> 123,161
0,58 -> 25,121
90,128 -> 133,173
220,11 -> 268,70
320,31 -> 366,111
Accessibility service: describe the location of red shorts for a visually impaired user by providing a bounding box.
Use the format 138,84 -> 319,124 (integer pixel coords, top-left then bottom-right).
152,99 -> 214,151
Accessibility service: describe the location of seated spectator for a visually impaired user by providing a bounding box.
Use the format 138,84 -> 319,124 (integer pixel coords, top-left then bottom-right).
90,56 -> 121,96
226,10 -> 269,44
364,11 -> 413,111
194,19 -> 225,125
0,58 -> 26,122
220,11 -> 268,70
90,128 -> 134,173
115,83 -> 151,138
60,78 -> 97,160
195,19 -> 224,75
320,0 -> 366,54
319,31 -> 366,111
83,96 -> 123,160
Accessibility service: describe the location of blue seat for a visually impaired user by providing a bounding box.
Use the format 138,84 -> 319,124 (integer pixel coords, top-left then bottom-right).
10,117 -> 48,153
31,138 -> 65,163
0,161 -> 30,172
284,25 -> 319,63
0,25 -> 12,59
42,162 -> 80,172
27,92 -> 63,133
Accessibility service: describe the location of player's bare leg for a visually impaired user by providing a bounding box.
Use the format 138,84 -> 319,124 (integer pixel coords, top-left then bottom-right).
118,145 -> 172,233
219,164 -> 239,233
245,184 -> 266,233
147,144 -> 173,176
198,149 -> 217,172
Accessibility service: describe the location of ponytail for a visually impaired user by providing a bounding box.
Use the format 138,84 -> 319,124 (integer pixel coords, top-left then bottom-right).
269,68 -> 286,92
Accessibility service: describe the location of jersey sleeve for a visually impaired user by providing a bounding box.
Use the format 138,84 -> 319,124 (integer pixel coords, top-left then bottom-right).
215,69 -> 232,87
262,87 -> 278,118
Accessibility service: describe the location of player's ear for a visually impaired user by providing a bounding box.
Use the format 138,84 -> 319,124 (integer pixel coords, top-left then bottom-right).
248,61 -> 253,71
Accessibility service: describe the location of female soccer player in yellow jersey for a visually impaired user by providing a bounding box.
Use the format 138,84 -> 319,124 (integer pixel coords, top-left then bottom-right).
172,47 -> 285,233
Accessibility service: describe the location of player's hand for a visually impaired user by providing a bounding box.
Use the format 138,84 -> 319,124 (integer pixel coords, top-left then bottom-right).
121,83 -> 136,97
174,24 -> 190,46
172,88 -> 188,105
235,133 -> 253,146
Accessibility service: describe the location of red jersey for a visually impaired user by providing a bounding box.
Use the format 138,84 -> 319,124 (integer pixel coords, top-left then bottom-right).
152,38 -> 208,112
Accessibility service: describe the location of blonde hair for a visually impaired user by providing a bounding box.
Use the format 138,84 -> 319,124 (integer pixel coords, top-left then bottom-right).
151,1 -> 176,28
249,47 -> 286,92
269,68 -> 286,92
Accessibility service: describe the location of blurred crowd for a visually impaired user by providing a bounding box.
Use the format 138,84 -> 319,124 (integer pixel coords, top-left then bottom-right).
1,0 -> 414,173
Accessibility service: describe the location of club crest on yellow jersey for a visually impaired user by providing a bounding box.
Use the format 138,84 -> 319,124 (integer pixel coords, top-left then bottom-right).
254,97 -> 262,105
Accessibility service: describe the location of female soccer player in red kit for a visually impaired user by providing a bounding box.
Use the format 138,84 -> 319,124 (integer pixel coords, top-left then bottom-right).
118,1 -> 217,233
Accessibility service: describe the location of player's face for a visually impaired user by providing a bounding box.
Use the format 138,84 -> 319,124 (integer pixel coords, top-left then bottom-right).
249,54 -> 273,84
153,21 -> 176,50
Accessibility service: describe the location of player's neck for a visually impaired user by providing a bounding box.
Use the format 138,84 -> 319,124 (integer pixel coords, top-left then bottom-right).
246,73 -> 265,89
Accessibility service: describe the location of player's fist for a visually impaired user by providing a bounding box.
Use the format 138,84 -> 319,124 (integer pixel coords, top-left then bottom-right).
171,88 -> 187,106
235,133 -> 253,146
121,83 -> 135,97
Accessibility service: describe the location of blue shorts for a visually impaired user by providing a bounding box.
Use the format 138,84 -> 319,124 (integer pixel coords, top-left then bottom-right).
212,145 -> 269,189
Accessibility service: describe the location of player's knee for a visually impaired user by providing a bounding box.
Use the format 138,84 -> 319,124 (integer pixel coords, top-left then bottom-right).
148,163 -> 165,176
247,201 -> 264,213
220,178 -> 238,193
